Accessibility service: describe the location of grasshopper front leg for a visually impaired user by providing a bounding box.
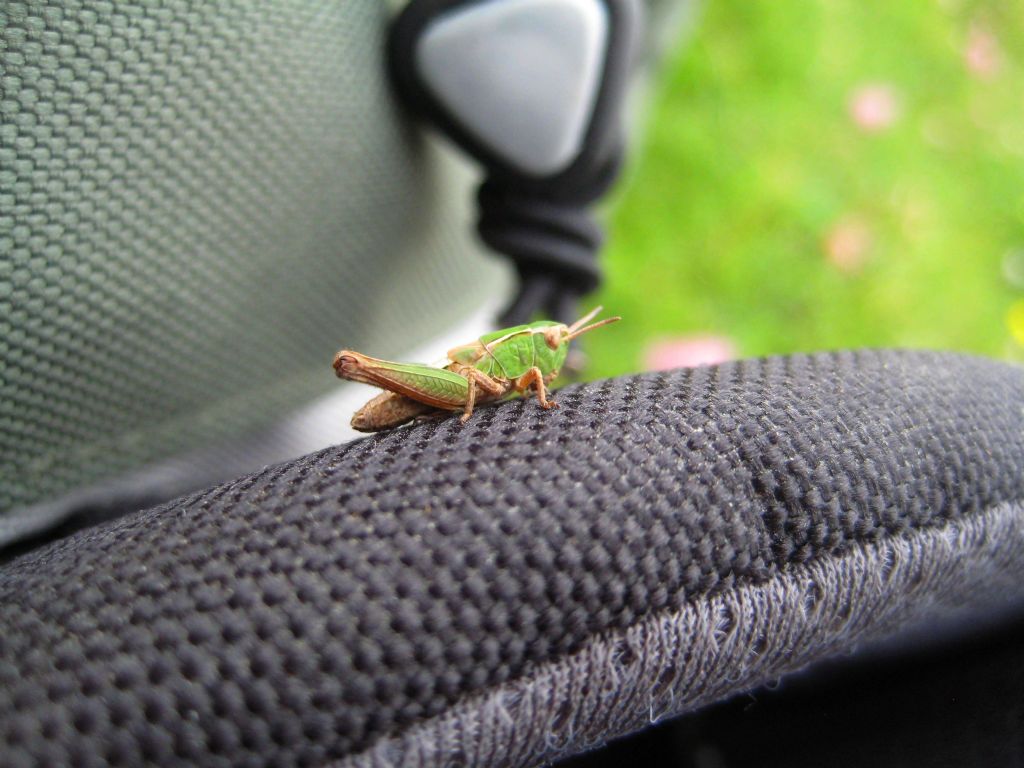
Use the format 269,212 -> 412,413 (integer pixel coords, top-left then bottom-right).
515,366 -> 558,410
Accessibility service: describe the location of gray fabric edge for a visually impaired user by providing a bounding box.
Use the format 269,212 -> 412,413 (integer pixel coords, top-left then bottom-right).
338,500 -> 1024,768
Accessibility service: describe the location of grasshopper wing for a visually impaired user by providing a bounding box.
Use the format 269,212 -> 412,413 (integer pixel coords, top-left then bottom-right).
334,351 -> 469,410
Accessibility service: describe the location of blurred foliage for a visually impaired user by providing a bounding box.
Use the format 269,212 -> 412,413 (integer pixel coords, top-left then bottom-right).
587,0 -> 1024,377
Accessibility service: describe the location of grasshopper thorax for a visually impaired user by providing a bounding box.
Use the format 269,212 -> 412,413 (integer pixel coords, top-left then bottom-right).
445,307 -> 619,379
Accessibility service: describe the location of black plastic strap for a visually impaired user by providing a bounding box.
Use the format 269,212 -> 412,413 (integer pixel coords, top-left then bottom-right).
389,0 -> 641,324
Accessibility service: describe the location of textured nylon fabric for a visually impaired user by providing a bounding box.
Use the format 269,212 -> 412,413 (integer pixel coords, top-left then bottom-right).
348,502 -> 1024,768
0,350 -> 1022,767
0,1 -> 500,515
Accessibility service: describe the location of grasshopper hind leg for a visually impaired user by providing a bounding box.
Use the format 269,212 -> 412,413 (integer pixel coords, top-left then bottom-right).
452,366 -> 508,422
460,376 -> 478,423
351,391 -> 439,432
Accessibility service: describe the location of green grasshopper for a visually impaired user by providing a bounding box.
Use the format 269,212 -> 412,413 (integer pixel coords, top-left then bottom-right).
333,306 -> 620,432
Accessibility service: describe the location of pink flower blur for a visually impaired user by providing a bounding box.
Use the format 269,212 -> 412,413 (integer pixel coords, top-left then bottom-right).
644,335 -> 737,371
824,216 -> 872,273
849,85 -> 900,132
965,25 -> 1002,79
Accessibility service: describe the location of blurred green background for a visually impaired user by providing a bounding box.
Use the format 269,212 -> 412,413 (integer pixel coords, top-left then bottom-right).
587,0 -> 1024,378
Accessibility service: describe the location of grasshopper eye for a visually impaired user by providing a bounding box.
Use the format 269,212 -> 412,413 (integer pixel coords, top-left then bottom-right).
543,327 -> 562,350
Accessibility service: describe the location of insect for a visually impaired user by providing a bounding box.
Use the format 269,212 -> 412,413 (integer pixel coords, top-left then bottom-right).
333,306 -> 620,431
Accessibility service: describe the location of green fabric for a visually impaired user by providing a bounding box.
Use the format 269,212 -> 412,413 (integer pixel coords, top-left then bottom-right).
0,1 -> 503,515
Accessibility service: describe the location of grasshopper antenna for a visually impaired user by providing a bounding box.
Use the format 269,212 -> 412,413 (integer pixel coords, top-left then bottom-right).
568,305 -> 605,334
566,311 -> 621,341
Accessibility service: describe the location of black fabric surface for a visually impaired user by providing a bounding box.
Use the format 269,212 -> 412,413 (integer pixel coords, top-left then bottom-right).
1,350 -> 1022,766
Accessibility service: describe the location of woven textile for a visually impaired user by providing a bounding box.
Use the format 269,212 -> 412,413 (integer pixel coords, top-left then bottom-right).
345,502 -> 1024,768
0,1 -> 499,516
1,350 -> 1022,766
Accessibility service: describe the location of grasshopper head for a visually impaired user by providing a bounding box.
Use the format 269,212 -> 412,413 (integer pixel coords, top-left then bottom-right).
543,326 -> 564,350
541,307 -> 621,351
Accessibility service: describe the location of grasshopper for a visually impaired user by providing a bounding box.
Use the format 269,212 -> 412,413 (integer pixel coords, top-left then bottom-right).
333,306 -> 620,432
